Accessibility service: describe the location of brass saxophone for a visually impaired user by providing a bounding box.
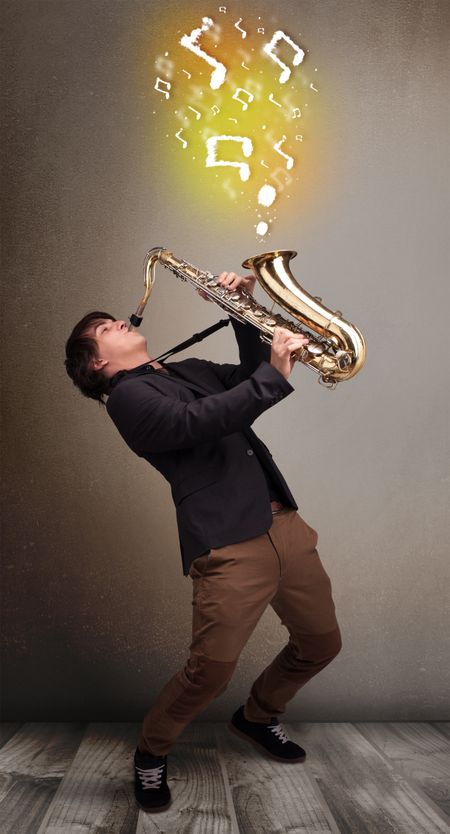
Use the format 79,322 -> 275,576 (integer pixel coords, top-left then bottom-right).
129,247 -> 366,388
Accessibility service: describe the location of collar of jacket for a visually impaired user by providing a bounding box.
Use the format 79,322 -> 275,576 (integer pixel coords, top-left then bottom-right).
108,362 -> 167,391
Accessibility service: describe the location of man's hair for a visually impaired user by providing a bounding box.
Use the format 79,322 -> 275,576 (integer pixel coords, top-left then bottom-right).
65,311 -> 116,405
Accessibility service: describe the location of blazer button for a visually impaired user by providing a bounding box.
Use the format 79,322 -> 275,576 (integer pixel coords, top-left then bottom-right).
246,449 -> 254,456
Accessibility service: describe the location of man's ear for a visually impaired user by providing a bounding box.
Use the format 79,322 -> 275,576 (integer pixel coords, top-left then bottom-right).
91,357 -> 108,371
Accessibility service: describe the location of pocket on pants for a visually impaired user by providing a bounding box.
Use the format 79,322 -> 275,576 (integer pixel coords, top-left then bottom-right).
188,552 -> 211,579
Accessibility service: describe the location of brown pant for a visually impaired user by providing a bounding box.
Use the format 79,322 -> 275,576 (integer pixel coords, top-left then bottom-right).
139,508 -> 342,756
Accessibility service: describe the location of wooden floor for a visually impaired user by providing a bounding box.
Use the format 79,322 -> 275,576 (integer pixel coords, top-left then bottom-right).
0,721 -> 448,833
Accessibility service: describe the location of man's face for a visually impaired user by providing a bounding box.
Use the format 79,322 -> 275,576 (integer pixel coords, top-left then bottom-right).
86,317 -> 147,375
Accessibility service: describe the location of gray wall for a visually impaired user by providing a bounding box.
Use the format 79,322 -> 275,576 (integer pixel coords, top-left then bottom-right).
1,0 -> 449,721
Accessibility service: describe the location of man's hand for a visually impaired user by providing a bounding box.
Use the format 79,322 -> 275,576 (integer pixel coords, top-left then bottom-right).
196,271 -> 256,302
270,326 -> 310,380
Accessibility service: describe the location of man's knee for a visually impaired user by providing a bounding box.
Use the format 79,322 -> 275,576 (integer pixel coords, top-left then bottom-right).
291,625 -> 342,665
183,653 -> 238,696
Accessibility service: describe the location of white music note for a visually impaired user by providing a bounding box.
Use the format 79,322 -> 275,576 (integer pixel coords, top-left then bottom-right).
154,77 -> 171,99
263,30 -> 305,84
211,104 -> 220,115
180,17 -> 227,90
205,135 -> 253,182
295,134 -> 304,142
175,129 -> 187,149
260,160 -> 269,168
188,105 -> 201,120
219,5 -> 227,11
181,69 -> 191,79
234,18 -> 247,38
228,117 -> 238,123
310,83 -> 318,92
270,166 -> 293,192
268,92 -> 282,107
232,87 -> 254,111
257,27 -> 265,34
273,135 -> 294,170
241,62 -> 249,70
292,107 -> 302,119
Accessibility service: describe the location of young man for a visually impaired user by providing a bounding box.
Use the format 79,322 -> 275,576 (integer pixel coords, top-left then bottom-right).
65,270 -> 342,813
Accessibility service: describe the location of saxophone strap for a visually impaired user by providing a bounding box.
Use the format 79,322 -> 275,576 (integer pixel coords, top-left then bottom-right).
153,318 -> 230,363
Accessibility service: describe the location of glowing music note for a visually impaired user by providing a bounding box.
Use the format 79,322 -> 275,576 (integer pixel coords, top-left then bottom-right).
263,31 -> 305,84
292,107 -> 302,118
154,77 -> 171,99
219,5 -> 227,11
234,18 -> 247,38
188,105 -> 201,120
257,27 -> 265,34
211,104 -> 220,115
310,83 -> 318,92
268,92 -> 282,107
241,62 -> 249,70
270,166 -> 293,192
182,69 -> 192,79
223,179 -> 237,200
205,135 -> 253,182
180,17 -> 227,90
273,135 -> 294,170
155,56 -> 174,79
260,160 -> 269,168
232,87 -> 254,111
175,129 -> 187,148
295,134 -> 304,142
228,117 -> 238,123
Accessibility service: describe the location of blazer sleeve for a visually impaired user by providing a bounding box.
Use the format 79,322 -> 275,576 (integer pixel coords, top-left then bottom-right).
107,359 -> 294,454
201,315 -> 273,389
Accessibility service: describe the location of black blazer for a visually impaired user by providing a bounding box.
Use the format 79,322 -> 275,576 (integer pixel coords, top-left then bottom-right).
106,316 -> 299,575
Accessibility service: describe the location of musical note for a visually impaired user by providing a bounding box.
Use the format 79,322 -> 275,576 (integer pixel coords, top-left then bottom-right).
188,105 -> 201,120
268,92 -> 282,107
257,27 -> 265,34
310,83 -> 318,92
211,104 -> 220,115
180,17 -> 227,90
232,87 -> 254,112
273,135 -> 294,170
263,30 -> 305,84
175,129 -> 187,149
295,134 -> 304,142
205,135 -> 253,182
260,160 -> 269,168
219,5 -> 227,11
154,77 -> 171,99
181,69 -> 191,79
241,62 -> 249,70
258,184 -> 277,206
237,48 -> 251,64
223,179 -> 237,200
234,18 -> 247,38
292,107 -> 302,118
228,117 -> 238,123
270,166 -> 293,192
155,56 -> 174,79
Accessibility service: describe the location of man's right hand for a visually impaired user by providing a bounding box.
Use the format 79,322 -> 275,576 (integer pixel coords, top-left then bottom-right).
270,326 -> 310,379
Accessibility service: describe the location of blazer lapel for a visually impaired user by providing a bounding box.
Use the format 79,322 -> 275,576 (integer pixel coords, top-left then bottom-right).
160,362 -> 218,397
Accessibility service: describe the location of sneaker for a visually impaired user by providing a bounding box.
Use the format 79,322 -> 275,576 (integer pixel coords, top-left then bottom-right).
228,705 -> 306,762
133,746 -> 171,811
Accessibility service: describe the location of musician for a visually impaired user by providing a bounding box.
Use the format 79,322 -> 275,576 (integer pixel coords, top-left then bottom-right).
65,270 -> 342,812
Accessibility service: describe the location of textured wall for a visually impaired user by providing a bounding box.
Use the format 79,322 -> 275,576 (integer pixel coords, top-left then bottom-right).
1,0 -> 449,721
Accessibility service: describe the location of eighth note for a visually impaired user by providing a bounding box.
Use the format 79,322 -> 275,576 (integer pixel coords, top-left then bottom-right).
188,105 -> 201,120
232,87 -> 254,111
295,134 -> 304,142
205,135 -> 253,182
292,107 -> 301,118
234,18 -> 247,38
154,77 -> 171,99
211,104 -> 220,115
263,30 -> 305,84
176,129 -> 188,148
180,17 -> 227,90
268,92 -> 282,107
274,135 -> 294,170
310,83 -> 318,92
182,69 -> 192,79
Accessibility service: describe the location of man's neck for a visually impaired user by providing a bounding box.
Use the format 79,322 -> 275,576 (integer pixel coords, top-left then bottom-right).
107,352 -> 164,378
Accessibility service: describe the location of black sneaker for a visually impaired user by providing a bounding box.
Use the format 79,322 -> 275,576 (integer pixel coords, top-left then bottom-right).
228,705 -> 306,762
133,746 -> 171,811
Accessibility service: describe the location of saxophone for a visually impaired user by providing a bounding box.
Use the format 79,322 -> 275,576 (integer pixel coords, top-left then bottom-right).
129,247 -> 366,388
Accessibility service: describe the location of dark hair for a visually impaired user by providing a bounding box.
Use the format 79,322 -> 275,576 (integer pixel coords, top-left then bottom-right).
65,311 -> 116,405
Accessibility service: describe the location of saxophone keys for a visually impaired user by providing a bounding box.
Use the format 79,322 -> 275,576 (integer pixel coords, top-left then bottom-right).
265,318 -> 277,326
306,343 -> 324,355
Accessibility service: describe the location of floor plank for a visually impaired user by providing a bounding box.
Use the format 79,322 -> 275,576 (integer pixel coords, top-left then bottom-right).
215,721 -> 339,834
355,722 -> 450,820
35,723 -> 138,834
0,723 -> 22,749
290,722 -> 449,834
137,722 -> 237,833
0,723 -> 85,834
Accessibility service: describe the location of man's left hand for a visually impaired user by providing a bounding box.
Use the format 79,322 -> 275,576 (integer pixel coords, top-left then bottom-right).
197,271 -> 256,302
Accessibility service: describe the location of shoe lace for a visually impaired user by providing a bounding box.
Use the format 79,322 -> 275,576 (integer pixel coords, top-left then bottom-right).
136,763 -> 165,790
269,723 -> 289,744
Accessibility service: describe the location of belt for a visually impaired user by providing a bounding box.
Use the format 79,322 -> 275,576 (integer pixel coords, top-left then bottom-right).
270,500 -> 285,514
